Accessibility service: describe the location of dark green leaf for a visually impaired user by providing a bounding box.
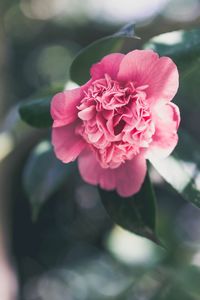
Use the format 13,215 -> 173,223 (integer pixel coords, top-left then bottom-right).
150,129 -> 200,208
23,141 -> 71,220
70,23 -> 140,85
19,96 -> 52,128
99,171 -> 159,244
18,84 -> 64,128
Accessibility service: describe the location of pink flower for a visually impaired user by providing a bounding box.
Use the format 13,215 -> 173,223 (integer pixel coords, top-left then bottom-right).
51,50 -> 180,197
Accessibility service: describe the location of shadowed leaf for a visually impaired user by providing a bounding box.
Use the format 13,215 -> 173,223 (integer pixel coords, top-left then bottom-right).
23,141 -> 72,220
99,171 -> 159,244
19,97 -> 52,128
70,23 -> 140,85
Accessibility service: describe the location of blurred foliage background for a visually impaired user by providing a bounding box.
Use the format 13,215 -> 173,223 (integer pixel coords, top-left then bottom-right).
1,0 -> 200,299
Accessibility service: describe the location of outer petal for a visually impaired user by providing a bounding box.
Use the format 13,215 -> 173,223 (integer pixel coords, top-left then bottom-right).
90,53 -> 124,80
146,102 -> 180,160
52,123 -> 86,163
118,50 -> 179,102
78,149 -> 116,190
51,88 -> 83,128
115,155 -> 147,197
78,149 -> 147,197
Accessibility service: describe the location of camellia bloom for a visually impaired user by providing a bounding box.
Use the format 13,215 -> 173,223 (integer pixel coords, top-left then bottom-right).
51,50 -> 180,197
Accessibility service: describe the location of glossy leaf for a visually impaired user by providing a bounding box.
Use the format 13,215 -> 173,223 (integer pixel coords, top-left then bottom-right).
19,96 -> 52,128
18,84 -> 64,128
70,23 -> 140,85
99,171 -> 159,244
23,141 -> 72,220
150,129 -> 200,208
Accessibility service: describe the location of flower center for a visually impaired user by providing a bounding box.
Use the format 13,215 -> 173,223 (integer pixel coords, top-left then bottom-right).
77,74 -> 155,168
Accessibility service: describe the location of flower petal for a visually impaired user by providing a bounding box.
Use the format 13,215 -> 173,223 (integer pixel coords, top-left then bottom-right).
146,102 -> 180,160
78,105 -> 96,121
78,149 -> 116,190
51,88 -> 83,128
118,49 -> 179,102
115,155 -> 147,197
78,149 -> 147,197
90,53 -> 124,80
52,123 -> 86,163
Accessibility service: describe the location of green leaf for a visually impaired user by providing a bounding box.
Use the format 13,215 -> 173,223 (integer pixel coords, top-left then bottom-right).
19,96 -> 52,128
150,129 -> 200,208
70,23 -> 140,85
143,28 -> 200,113
144,28 -> 200,60
19,25 -> 139,128
99,171 -> 159,244
23,141 -> 71,220
143,28 -> 200,80
18,83 -> 64,128
144,28 -> 200,208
